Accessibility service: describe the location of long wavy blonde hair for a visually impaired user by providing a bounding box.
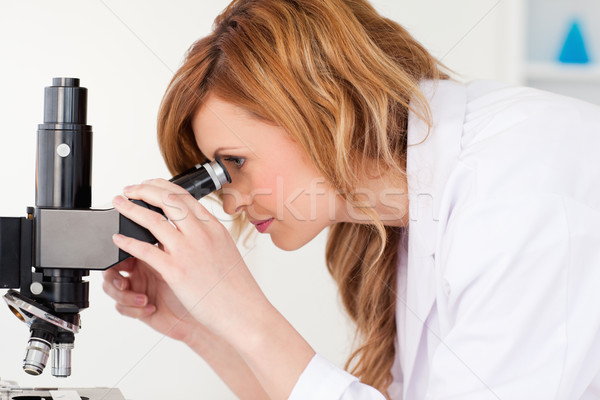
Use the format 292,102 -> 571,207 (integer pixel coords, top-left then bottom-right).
157,0 -> 448,397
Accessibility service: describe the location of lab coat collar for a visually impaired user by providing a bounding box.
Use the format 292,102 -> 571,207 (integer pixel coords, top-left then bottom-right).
402,79 -> 467,390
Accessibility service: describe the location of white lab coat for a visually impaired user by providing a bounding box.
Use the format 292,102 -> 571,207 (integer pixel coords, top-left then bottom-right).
288,79 -> 600,399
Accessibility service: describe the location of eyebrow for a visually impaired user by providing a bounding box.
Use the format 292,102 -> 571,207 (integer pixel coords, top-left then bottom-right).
212,146 -> 245,159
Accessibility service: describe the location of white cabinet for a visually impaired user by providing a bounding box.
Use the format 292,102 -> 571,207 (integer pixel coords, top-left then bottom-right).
521,0 -> 600,104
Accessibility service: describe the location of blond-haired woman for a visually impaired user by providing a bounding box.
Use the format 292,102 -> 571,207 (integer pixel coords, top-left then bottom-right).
102,0 -> 600,399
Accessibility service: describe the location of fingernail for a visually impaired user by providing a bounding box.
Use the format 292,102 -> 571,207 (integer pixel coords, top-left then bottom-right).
134,295 -> 147,306
145,305 -> 156,314
113,278 -> 122,289
113,196 -> 126,206
123,185 -> 135,195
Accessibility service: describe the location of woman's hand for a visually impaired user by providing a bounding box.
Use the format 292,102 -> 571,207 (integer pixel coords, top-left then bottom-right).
110,178 -> 268,340
103,254 -> 274,400
110,178 -> 316,399
102,254 -> 203,343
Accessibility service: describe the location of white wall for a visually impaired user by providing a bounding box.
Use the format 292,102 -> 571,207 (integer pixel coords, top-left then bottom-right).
0,1 -> 519,398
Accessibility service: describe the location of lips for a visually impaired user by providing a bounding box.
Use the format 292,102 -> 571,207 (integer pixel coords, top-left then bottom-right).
250,218 -> 274,233
250,218 -> 272,225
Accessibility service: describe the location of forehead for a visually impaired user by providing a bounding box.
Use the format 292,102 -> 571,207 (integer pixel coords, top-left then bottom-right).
192,93 -> 258,157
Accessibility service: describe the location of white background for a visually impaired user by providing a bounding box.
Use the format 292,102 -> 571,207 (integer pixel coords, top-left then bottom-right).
0,0 -> 528,398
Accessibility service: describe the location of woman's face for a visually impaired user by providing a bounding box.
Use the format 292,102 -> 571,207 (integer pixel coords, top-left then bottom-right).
192,93 -> 344,251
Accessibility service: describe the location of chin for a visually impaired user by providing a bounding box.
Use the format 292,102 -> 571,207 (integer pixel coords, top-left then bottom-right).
270,227 -> 322,251
271,235 -> 305,251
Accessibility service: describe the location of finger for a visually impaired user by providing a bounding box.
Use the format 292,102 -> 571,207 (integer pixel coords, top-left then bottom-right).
139,178 -> 188,194
112,233 -> 170,278
102,260 -> 135,284
144,178 -> 219,224
113,194 -> 180,248
102,267 -> 129,291
145,178 -> 219,218
110,256 -> 137,274
102,276 -> 149,307
164,191 -> 217,231
115,303 -> 156,319
125,180 -> 217,233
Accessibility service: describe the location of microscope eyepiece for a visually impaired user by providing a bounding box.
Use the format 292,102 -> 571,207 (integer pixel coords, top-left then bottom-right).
169,158 -> 231,196
52,77 -> 79,87
43,77 -> 87,125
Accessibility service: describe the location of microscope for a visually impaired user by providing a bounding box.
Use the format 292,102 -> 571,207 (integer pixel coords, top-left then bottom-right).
0,78 -> 230,380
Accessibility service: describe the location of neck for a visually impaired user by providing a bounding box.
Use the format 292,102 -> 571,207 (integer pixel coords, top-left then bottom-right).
334,162 -> 409,228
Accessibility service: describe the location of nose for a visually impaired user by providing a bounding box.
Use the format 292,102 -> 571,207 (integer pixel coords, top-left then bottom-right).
221,185 -> 252,216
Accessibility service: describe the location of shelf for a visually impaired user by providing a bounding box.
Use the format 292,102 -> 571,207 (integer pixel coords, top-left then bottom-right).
525,62 -> 600,83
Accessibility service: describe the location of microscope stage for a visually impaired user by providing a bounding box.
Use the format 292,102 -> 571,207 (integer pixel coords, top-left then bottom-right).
0,387 -> 125,400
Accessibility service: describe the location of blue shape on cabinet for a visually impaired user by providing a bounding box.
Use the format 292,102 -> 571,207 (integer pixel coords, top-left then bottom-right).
559,20 -> 590,64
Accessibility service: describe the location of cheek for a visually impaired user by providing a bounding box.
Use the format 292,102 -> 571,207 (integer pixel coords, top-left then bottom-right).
276,175 -> 335,225
255,169 -> 335,250
251,143 -> 329,224
253,177 -> 280,216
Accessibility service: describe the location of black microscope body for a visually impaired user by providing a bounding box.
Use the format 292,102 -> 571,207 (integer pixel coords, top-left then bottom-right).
0,78 -> 230,378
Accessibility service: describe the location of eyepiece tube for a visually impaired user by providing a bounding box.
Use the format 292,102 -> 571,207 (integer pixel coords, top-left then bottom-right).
37,77 -> 92,209
117,158 -> 232,263
169,157 -> 231,199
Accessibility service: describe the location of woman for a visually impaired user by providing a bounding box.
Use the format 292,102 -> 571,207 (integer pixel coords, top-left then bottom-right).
102,0 -> 600,399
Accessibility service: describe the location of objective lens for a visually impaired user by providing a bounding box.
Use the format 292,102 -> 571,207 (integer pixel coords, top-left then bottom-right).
23,338 -> 51,376
52,342 -> 73,377
23,320 -> 58,376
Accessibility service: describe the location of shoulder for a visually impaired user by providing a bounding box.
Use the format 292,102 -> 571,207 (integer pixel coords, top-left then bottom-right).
449,79 -> 600,205
461,79 -> 600,149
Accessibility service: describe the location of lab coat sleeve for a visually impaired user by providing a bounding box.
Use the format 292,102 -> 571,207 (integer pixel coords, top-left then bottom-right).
428,193 -> 600,399
288,353 -> 387,400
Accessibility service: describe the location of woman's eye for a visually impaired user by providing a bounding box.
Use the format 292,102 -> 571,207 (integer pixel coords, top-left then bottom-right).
224,156 -> 245,168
